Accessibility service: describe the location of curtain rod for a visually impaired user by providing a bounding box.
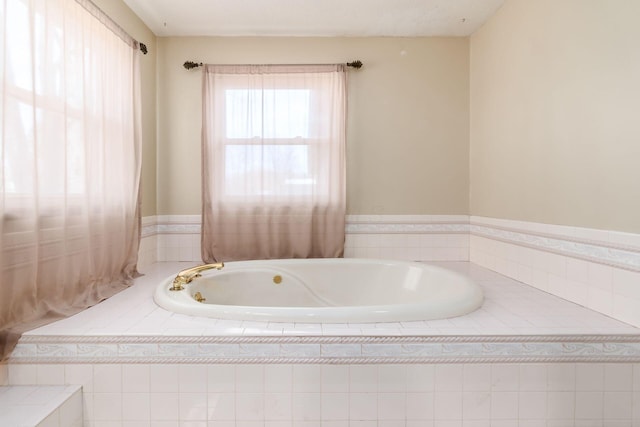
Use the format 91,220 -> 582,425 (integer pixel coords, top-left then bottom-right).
76,0 -> 148,54
183,60 -> 363,70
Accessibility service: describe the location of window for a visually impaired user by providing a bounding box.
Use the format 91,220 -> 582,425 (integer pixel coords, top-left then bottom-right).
1,0 -> 140,219
222,88 -> 320,198
3,0 -> 86,196
210,73 -> 339,203
0,0 -> 142,359
201,64 -> 347,261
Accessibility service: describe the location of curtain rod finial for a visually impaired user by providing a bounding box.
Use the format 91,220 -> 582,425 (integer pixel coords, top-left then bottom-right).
347,60 -> 363,69
184,61 -> 203,70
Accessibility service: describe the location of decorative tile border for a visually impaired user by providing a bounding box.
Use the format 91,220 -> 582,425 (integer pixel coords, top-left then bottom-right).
346,215 -> 470,234
471,218 -> 640,272
142,214 -> 472,262
143,215 -> 471,238
143,215 -> 640,269
142,215 -> 201,238
141,215 -> 158,238
10,335 -> 640,364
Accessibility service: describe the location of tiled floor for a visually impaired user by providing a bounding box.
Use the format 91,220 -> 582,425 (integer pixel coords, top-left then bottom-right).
24,261 -> 640,338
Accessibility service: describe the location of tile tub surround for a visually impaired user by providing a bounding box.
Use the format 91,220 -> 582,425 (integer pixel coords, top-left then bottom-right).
7,262 -> 640,425
8,262 -> 640,366
470,216 -> 640,328
138,215 -> 471,270
138,214 -> 640,329
1,362 -> 7,385
5,362 -> 640,426
345,215 -> 469,262
0,385 -> 82,427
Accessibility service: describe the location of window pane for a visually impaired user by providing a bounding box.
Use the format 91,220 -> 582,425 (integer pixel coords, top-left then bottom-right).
225,89 -> 310,138
224,144 -> 313,196
6,0 -> 32,92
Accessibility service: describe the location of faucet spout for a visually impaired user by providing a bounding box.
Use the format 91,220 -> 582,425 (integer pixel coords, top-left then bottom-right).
169,262 -> 224,291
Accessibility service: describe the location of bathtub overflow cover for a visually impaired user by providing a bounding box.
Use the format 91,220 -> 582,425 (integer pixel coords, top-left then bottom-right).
273,275 -> 282,284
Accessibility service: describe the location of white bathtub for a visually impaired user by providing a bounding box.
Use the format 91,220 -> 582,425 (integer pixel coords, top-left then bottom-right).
153,259 -> 483,323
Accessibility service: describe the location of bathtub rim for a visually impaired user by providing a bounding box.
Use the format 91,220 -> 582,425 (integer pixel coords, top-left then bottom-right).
153,258 -> 484,323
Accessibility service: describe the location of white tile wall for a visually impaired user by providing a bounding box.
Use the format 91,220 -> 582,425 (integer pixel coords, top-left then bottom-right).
0,362 -> 7,386
141,215 -> 640,327
343,216 -> 469,261
137,234 -> 158,271
139,215 -> 203,269
0,385 -> 82,427
60,214 -> 640,425
6,363 -> 640,425
139,216 -> 640,330
344,232 -> 469,261
139,215 -> 471,268
470,216 -> 640,327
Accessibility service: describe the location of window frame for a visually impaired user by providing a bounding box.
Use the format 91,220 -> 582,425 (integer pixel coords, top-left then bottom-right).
215,84 -> 334,204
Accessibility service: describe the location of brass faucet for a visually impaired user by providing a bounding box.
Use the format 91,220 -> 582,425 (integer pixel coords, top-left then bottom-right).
169,262 -> 224,291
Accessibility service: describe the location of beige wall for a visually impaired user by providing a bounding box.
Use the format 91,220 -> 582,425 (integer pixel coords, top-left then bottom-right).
93,0 -> 157,217
470,0 -> 640,233
76,1 -> 640,233
156,37 -> 469,215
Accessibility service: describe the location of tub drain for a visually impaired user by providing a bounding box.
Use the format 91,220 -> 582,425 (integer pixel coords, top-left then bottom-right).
273,275 -> 282,284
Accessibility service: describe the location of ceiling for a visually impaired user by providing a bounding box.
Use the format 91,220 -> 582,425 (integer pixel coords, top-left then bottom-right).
122,0 -> 505,37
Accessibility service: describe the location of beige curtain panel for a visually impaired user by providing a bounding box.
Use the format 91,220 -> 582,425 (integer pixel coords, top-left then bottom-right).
201,64 -> 347,261
0,0 -> 143,359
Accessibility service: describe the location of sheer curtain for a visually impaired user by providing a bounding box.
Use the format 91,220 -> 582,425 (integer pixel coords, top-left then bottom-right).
202,64 -> 346,261
0,0 -> 142,359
